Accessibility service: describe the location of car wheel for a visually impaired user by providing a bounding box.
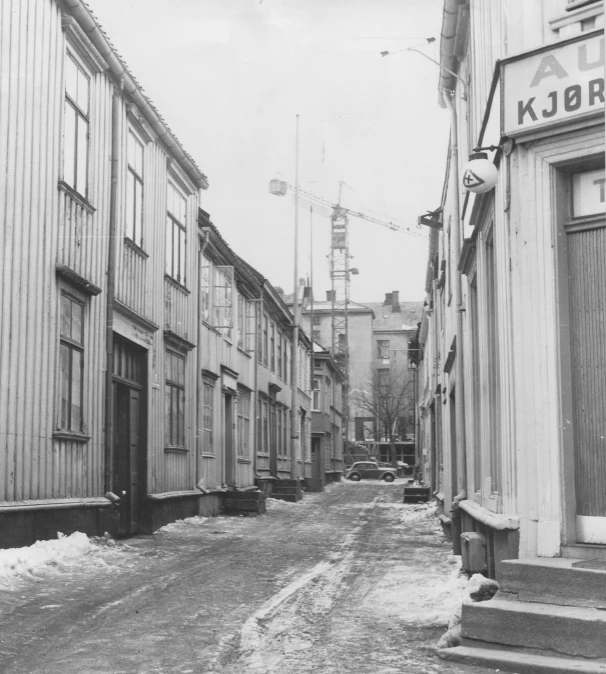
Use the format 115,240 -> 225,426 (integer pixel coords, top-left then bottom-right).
348,473 -> 361,481
383,473 -> 395,483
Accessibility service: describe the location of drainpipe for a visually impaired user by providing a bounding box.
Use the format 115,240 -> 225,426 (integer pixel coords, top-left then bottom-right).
104,82 -> 122,493
442,90 -> 467,508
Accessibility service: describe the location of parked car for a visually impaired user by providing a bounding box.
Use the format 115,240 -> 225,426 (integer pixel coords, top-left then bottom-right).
345,461 -> 397,482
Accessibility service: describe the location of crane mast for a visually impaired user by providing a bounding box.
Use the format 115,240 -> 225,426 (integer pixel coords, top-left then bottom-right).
329,205 -> 351,435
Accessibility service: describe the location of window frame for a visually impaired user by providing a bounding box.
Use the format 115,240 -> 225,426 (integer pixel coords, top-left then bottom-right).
126,128 -> 145,248
237,390 -> 251,457
165,349 -> 186,449
58,290 -> 86,434
202,378 -> 215,455
63,52 -> 90,198
165,181 -> 188,286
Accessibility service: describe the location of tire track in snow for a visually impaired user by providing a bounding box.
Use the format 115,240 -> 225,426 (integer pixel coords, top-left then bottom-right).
227,495 -> 382,674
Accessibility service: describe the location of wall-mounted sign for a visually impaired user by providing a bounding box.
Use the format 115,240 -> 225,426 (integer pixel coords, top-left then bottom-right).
501,32 -> 604,138
572,168 -> 606,217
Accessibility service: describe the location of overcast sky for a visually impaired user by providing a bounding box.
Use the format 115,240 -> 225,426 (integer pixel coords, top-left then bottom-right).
89,0 -> 450,302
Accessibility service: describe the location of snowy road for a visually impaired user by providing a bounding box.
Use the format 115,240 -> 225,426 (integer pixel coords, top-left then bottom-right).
0,482 -> 491,674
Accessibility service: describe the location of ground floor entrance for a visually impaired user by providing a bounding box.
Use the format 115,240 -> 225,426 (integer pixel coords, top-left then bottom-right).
112,334 -> 147,536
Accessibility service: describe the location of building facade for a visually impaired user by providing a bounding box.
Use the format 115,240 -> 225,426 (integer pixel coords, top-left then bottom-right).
310,347 -> 345,490
417,0 -> 605,668
0,0 -> 312,546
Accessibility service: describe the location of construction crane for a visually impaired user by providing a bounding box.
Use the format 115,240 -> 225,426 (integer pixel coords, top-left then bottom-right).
269,177 -> 424,439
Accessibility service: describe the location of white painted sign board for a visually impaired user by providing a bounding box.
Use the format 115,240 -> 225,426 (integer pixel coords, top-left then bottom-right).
502,32 -> 604,137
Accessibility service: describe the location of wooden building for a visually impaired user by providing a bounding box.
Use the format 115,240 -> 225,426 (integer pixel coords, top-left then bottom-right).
417,1 -> 605,670
309,346 -> 345,490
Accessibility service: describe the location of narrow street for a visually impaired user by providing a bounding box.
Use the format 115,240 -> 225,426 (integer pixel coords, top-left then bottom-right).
0,482 -> 490,674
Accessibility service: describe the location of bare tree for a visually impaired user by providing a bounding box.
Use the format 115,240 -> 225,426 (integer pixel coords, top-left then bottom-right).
352,366 -> 414,468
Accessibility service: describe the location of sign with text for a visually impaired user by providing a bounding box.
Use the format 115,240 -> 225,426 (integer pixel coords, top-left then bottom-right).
572,168 -> 606,217
502,32 -> 604,137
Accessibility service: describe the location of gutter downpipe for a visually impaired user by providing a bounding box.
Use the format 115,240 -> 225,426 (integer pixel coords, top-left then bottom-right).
104,82 -> 122,493
442,90 -> 468,517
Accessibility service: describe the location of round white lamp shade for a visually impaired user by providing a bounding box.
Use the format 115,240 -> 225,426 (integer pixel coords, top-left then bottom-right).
462,152 -> 498,194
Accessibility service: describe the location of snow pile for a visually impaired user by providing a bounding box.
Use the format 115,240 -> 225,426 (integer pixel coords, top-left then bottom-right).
158,515 -> 209,532
0,532 -> 112,589
399,501 -> 437,523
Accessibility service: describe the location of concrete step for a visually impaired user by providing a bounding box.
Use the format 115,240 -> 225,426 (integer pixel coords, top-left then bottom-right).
439,646 -> 606,673
462,598 -> 606,658
500,558 -> 606,608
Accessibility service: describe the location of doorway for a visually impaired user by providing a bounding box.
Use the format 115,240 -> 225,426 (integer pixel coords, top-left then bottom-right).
112,335 -> 146,536
224,393 -> 235,487
559,165 -> 606,544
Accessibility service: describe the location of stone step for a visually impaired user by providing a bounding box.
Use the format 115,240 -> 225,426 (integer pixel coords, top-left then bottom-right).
272,486 -> 300,495
462,598 -> 606,658
274,479 -> 300,487
500,558 -> 606,608
271,494 -> 301,503
439,646 -> 606,673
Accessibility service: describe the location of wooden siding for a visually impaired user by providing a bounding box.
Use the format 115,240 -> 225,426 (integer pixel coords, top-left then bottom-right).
0,1 -> 110,501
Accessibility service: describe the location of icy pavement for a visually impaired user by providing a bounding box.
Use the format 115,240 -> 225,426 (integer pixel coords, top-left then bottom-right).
0,482 -> 491,674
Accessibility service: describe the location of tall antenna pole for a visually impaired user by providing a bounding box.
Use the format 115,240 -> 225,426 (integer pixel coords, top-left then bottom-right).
290,115 -> 300,480
309,206 -> 314,389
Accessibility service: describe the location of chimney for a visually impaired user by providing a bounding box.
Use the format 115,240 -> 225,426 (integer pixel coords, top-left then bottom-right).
384,292 -> 393,306
326,290 -> 336,302
303,285 -> 312,300
391,290 -> 401,313
275,286 -> 284,296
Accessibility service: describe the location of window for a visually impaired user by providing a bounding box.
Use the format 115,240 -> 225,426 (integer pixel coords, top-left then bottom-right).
166,182 -> 187,285
263,315 -> 269,366
202,379 -> 214,454
126,130 -> 144,246
59,292 -> 84,432
378,368 -> 390,388
63,54 -> 90,196
214,266 -> 233,339
313,329 -> 322,344
262,400 -> 269,453
313,314 -> 321,325
325,377 -> 332,411
165,350 -> 185,447
200,255 -> 212,323
312,378 -> 321,411
277,331 -> 283,377
237,391 -> 251,457
377,340 -> 390,359
237,294 -> 245,349
270,323 -> 276,371
277,407 -> 283,456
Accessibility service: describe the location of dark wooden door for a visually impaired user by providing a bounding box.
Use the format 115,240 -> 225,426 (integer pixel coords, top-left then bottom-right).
269,405 -> 277,476
224,394 -> 234,487
568,218 -> 606,542
112,335 -> 146,536
114,385 -> 141,534
311,437 -> 322,480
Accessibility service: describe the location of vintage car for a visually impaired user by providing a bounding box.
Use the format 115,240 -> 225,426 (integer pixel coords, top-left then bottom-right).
345,461 -> 397,482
